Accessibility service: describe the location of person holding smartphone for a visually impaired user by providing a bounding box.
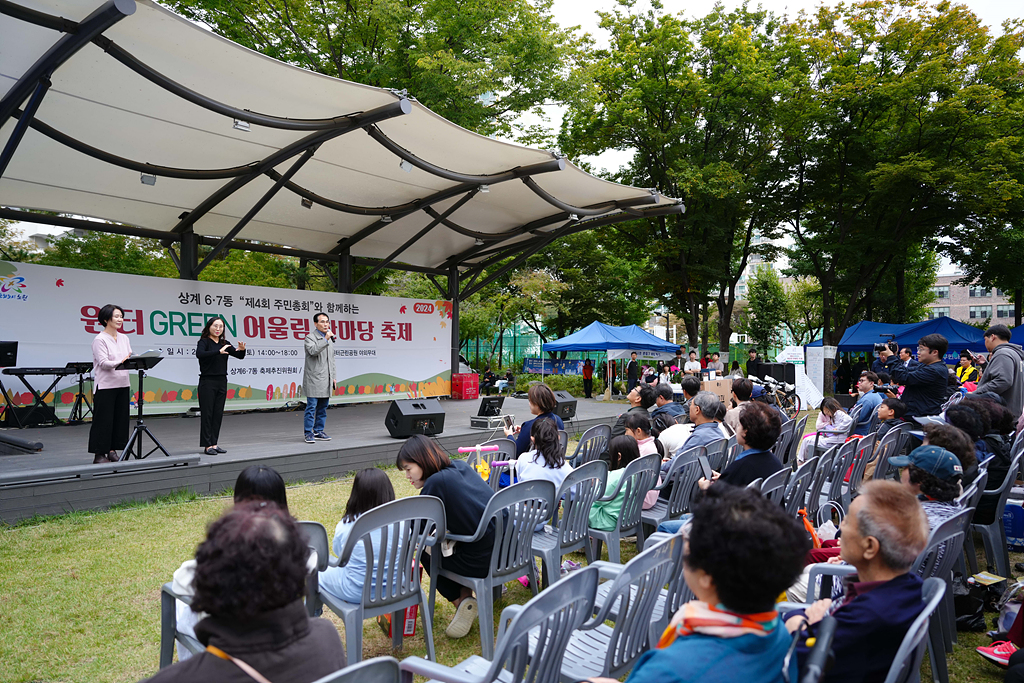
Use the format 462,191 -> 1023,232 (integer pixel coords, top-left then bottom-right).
196,316 -> 246,456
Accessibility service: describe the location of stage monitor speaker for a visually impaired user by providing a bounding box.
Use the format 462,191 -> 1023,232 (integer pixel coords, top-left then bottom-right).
0,341 -> 17,368
3,404 -> 56,428
385,398 -> 445,438
552,390 -> 577,420
758,362 -> 796,384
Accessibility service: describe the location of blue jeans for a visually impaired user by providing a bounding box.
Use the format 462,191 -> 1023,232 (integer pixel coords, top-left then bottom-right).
657,514 -> 692,535
304,397 -> 328,435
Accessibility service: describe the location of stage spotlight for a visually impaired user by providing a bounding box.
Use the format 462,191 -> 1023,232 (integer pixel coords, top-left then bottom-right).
233,119 -> 251,132
140,174 -> 156,186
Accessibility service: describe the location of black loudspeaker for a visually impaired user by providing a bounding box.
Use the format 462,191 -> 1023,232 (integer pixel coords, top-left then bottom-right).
3,404 -> 56,427
385,398 -> 445,438
552,390 -> 577,420
757,362 -> 796,384
0,341 -> 17,367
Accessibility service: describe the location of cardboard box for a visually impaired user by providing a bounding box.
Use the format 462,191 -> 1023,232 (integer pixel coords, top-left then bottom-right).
701,379 -> 732,404
377,605 -> 419,638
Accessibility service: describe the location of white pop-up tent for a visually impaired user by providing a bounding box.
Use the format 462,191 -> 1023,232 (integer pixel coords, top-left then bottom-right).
0,0 -> 684,367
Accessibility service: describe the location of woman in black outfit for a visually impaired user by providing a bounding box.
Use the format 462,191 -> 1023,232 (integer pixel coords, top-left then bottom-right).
196,317 -> 246,455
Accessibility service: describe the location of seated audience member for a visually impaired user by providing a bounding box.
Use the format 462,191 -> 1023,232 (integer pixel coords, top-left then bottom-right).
676,391 -> 726,454
652,412 -> 690,456
480,367 -> 497,395
318,468 -> 396,604
172,466 -> 308,660
877,371 -> 893,386
397,435 -> 495,639
684,350 -> 702,376
875,398 -> 906,440
586,485 -> 810,683
589,436 -> 644,531
852,372 -> 883,435
703,401 -> 786,491
604,383 -> 658,460
723,378 -> 754,434
729,360 -> 743,377
515,417 -> 573,488
945,402 -> 994,462
503,383 -> 564,456
783,481 -> 928,683
712,400 -> 733,439
890,445 -> 964,531
796,397 -> 852,464
624,412 -> 664,509
148,502 -> 345,683
962,398 -> 1015,524
673,376 -> 702,425
921,421 -> 978,486
707,352 -> 725,375
651,382 -> 687,421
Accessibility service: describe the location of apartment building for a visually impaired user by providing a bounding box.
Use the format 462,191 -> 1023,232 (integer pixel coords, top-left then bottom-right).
924,274 -> 1014,324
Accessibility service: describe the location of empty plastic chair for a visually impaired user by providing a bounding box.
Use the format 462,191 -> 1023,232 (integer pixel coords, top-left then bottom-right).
804,447 -> 837,523
969,454 -> 1022,579
533,460 -> 608,588
399,566 -> 598,683
772,419 -> 797,466
569,424 -> 611,467
306,497 -> 446,663
433,479 -> 556,660
844,432 -> 878,508
872,428 -> 904,480
588,453 -> 660,563
784,456 -> 818,518
557,429 -> 569,458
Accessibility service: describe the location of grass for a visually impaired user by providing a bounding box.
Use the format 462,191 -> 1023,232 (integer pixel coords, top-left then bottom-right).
0,427 -> 1016,683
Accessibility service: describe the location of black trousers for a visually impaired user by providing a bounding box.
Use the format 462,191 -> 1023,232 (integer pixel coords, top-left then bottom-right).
198,376 -> 227,447
420,547 -> 491,603
1005,650 -> 1024,683
582,378 -> 593,398
88,386 -> 130,456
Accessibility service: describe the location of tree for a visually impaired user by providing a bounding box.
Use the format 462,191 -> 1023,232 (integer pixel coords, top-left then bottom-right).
780,0 -> 1024,383
160,0 -> 579,140
784,277 -> 823,346
746,266 -> 787,353
941,219 -> 1024,327
560,2 -> 797,356
0,220 -> 37,262
34,231 -> 178,278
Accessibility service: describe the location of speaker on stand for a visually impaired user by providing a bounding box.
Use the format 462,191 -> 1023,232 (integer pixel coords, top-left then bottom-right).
552,390 -> 577,421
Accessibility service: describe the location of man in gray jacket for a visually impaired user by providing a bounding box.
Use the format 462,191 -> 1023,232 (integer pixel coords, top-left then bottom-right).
303,312 -> 336,443
975,324 -> 1024,416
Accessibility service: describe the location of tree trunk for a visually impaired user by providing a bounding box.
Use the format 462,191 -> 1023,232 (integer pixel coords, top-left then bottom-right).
700,301 -> 709,355
717,290 -> 734,364
1016,289 -> 1022,328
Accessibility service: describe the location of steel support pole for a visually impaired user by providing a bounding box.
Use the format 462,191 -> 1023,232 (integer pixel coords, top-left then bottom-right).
0,78 -> 49,178
449,265 -> 460,378
339,250 -> 352,293
178,228 -> 198,280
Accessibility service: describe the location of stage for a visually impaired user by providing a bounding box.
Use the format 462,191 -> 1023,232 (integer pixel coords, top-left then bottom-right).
0,395 -> 625,523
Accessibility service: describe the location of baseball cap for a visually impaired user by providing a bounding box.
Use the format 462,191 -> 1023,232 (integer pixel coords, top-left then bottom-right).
751,385 -> 766,399
888,445 -> 963,480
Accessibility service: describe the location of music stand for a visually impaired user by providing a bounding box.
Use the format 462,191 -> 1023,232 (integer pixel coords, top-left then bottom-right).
115,355 -> 170,461
66,361 -> 94,423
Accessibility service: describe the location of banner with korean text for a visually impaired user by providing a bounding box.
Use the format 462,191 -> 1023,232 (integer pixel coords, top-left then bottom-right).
0,261 -> 452,416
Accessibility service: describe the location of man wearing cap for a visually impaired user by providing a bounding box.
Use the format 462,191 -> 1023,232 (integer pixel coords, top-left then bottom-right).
890,444 -> 964,532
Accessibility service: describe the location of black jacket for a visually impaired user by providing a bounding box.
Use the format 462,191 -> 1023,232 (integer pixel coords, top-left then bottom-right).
144,600 -> 345,683
196,337 -> 246,377
890,359 -> 948,417
719,449 -> 786,489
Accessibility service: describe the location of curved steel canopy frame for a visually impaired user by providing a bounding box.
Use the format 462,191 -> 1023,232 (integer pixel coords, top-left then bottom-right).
0,0 -> 686,343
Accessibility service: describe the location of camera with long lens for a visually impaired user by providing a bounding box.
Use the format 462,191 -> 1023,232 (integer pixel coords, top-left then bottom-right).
873,340 -> 898,354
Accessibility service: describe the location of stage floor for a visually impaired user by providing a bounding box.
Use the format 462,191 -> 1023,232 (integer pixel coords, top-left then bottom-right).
0,395 -> 626,522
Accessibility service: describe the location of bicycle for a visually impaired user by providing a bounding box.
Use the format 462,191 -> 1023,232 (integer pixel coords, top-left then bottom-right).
751,375 -> 802,418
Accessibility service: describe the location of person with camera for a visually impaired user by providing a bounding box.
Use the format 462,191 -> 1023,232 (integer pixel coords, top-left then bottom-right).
883,334 -> 950,418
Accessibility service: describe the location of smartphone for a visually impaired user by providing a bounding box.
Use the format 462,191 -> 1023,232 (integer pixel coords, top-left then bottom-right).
697,454 -> 714,482
502,414 -> 516,430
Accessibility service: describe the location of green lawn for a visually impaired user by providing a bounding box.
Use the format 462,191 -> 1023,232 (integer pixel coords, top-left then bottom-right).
0,432 -> 1015,683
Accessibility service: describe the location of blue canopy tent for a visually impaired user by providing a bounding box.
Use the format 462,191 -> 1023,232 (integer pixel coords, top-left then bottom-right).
1013,325 -> 1024,345
542,321 -> 679,360
806,317 -> 987,363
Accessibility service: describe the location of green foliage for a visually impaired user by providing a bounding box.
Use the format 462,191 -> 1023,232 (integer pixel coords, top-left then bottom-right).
943,221 -> 1024,326
195,247 -> 300,289
746,267 -> 788,352
33,231 -> 178,277
160,0 -> 579,140
0,219 -> 36,262
515,373 -> 605,396
784,278 -> 823,346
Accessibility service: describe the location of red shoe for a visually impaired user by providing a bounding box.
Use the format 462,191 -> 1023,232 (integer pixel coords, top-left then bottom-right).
977,640 -> 1018,668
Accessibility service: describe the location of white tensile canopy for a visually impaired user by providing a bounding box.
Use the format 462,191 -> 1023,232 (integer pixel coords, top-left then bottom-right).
0,0 -> 684,291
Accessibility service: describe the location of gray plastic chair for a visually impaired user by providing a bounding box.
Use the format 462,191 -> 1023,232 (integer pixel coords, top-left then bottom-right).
532,460 -> 608,588
783,456 -> 817,517
588,453 -> 660,563
399,566 -> 598,683
786,413 -> 810,467
967,453 -> 1022,579
844,432 -> 878,508
958,470 -> 989,576
913,508 -> 973,682
821,439 -> 858,514
804,447 -> 837,523
760,467 -> 791,504
569,424 -> 611,467
883,578 -> 947,683
312,657 -> 400,683
772,419 -> 798,466
724,437 -> 741,470
557,429 -> 569,457
705,437 -> 729,472
434,479 -> 556,659
540,536 -> 683,683
745,478 -> 763,492
1012,430 -> 1024,460
641,446 -> 706,530
872,427 -> 904,480
465,439 -> 517,492
307,497 -> 446,663
158,583 -> 203,669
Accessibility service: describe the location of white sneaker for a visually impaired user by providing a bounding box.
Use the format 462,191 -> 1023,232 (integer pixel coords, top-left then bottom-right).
445,597 -> 478,638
